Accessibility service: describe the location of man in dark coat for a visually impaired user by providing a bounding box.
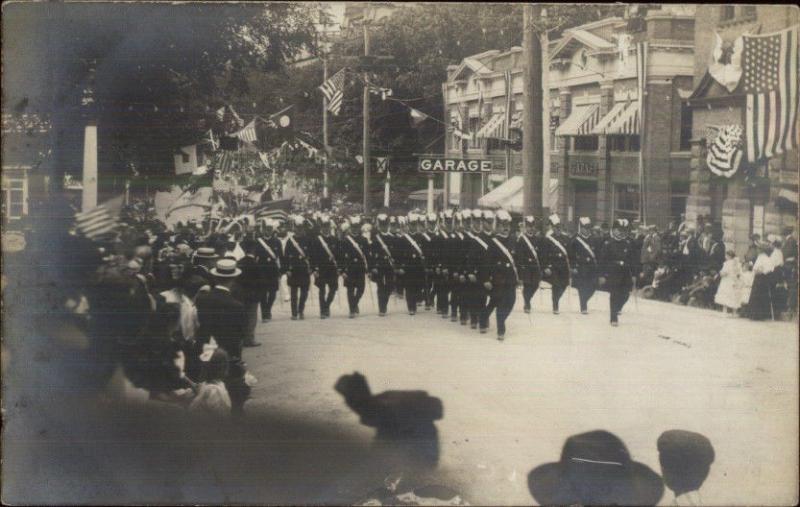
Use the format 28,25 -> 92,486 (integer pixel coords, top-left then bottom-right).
479,210 -> 519,341
339,218 -> 370,318
418,213 -> 439,311
516,215 -> 543,314
541,214 -> 571,314
396,214 -> 428,315
284,215 -> 312,320
370,214 -> 397,316
569,217 -> 599,315
255,219 -> 282,322
433,210 -> 454,318
449,211 -> 469,324
308,216 -> 340,319
237,239 -> 263,347
599,219 -> 636,326
195,259 -> 251,415
463,209 -> 491,329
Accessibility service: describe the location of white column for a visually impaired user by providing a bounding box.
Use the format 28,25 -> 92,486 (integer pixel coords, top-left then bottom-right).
82,123 -> 98,212
427,175 -> 435,213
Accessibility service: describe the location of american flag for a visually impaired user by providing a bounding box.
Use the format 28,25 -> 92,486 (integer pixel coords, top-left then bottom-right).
235,119 -> 258,144
251,198 -> 293,221
743,26 -> 799,163
74,196 -> 124,240
319,68 -> 346,116
215,150 -> 235,172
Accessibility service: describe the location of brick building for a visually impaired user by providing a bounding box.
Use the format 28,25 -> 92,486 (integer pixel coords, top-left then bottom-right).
443,6 -> 696,227
686,5 -> 799,256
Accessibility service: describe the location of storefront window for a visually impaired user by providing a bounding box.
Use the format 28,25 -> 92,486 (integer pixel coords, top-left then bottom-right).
609,135 -> 641,152
614,184 -> 640,220
573,136 -> 598,152
469,118 -> 482,149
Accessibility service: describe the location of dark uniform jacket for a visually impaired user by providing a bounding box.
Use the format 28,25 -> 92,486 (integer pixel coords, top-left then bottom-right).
396,233 -> 427,282
569,234 -> 599,284
338,234 -> 370,281
599,235 -> 636,290
308,234 -> 340,281
284,235 -> 312,285
432,230 -> 453,277
236,254 -> 263,304
484,234 -> 518,287
255,236 -> 282,290
195,286 -> 245,360
416,230 -> 437,274
516,233 -> 543,286
540,232 -> 571,287
370,231 -> 398,273
464,230 -> 491,282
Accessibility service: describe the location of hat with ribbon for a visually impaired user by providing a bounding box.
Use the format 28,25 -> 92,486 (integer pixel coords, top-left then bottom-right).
210,258 -> 241,278
194,247 -> 217,259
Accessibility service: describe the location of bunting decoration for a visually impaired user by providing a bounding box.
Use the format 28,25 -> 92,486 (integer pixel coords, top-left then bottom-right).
705,124 -> 744,178
743,25 -> 799,163
235,119 -> 258,144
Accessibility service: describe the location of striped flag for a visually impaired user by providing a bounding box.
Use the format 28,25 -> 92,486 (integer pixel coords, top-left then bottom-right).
215,150 -> 235,172
706,125 -> 744,178
235,119 -> 258,144
319,68 -> 346,116
743,26 -> 799,163
74,196 -> 124,240
251,198 -> 293,222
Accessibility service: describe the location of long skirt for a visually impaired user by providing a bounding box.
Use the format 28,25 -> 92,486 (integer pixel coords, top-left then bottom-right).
745,273 -> 773,320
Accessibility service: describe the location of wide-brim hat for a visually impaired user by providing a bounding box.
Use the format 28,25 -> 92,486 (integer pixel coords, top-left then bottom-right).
528,430 -> 664,506
210,258 -> 241,278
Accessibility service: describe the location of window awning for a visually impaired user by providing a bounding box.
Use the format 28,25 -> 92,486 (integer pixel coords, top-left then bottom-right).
591,102 -> 626,135
555,104 -> 600,136
477,175 -> 522,210
475,113 -> 507,140
599,101 -> 640,135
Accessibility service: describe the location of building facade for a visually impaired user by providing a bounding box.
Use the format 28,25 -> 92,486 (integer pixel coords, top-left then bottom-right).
1,114 -> 52,228
443,6 -> 696,227
687,5 -> 799,256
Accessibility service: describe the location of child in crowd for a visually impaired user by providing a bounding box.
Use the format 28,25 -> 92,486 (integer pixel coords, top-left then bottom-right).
188,347 -> 232,418
714,250 -> 741,316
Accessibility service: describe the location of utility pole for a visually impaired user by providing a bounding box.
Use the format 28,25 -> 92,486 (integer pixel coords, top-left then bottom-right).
362,18 -> 371,214
322,57 -> 330,202
522,4 -> 544,216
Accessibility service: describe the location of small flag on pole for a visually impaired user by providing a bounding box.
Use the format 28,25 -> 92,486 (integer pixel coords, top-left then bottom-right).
319,68 -> 347,116
409,108 -> 429,127
74,196 -> 124,240
235,120 -> 258,144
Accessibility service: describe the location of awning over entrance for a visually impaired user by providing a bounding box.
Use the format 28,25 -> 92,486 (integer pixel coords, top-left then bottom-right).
477,175 -> 522,212
555,104 -> 600,136
593,101 -> 640,135
475,112 -> 506,140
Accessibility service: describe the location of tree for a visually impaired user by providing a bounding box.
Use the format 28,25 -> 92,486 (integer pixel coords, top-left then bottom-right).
2,2 -> 323,193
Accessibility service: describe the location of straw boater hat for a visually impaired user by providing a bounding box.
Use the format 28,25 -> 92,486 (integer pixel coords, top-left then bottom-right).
194,247 -> 217,259
210,258 -> 241,278
528,430 -> 664,506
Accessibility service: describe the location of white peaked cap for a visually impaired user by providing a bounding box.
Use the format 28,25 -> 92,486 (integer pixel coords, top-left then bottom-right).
389,215 -> 397,223
361,223 -> 372,232
293,215 -> 305,226
524,215 -> 536,223
483,210 -> 495,220
376,213 -> 388,221
472,209 -> 483,219
350,215 -> 362,225
312,211 -> 321,219
427,212 -> 437,222
579,217 -> 591,226
340,221 -> 351,232
496,210 -> 512,222
408,213 -> 419,222
549,213 -> 560,225
398,216 -> 408,225
443,209 -> 454,218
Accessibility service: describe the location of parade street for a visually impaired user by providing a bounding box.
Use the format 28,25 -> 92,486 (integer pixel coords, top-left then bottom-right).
243,285 -> 798,506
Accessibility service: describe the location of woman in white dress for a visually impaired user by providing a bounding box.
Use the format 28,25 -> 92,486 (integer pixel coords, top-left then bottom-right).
714,250 -> 741,316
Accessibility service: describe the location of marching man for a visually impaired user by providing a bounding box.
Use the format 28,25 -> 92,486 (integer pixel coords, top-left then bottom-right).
599,219 -> 636,326
479,210 -> 519,341
541,214 -> 571,315
516,215 -> 543,315
370,213 -> 397,316
338,218 -> 370,318
569,217 -> 600,315
309,215 -> 339,319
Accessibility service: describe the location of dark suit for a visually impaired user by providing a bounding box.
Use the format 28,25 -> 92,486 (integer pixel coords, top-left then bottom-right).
195,286 -> 250,414
448,232 -> 468,322
569,234 -> 599,313
284,235 -> 311,317
339,234 -> 370,314
480,234 -> 518,335
309,234 -> 340,316
369,232 -> 397,314
396,233 -> 427,313
255,236 -> 282,320
599,236 -> 635,324
237,254 -> 262,343
432,230 -> 453,316
516,233 -> 543,311
541,233 -> 571,312
464,231 -> 491,327
417,230 -> 437,308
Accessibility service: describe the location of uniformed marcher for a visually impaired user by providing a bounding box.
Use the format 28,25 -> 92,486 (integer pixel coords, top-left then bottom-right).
449,210 -> 469,324
309,215 -> 339,319
516,216 -> 543,314
255,219 -> 282,322
541,214 -> 571,314
419,213 -> 439,310
284,215 -> 312,320
599,219 -> 636,326
339,218 -> 370,318
433,210 -> 454,318
480,210 -> 519,341
464,209 -> 491,329
569,217 -> 600,315
397,213 -> 428,315
370,214 -> 397,316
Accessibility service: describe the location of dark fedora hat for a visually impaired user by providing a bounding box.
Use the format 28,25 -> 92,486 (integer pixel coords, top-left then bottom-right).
528,430 -> 664,506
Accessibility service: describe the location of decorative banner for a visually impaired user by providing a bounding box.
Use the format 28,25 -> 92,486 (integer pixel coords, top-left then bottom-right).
706,124 -> 744,178
375,156 -> 389,173
709,32 -> 744,93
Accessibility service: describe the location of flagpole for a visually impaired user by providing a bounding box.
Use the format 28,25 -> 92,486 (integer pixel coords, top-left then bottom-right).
323,57 -> 330,204
363,17 -> 372,215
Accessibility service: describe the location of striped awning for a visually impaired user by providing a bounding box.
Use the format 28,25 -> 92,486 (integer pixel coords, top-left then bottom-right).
475,112 -> 507,140
591,101 -> 640,136
555,104 -> 600,136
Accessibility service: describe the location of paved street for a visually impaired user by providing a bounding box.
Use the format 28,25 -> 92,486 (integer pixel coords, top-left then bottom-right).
242,282 -> 798,505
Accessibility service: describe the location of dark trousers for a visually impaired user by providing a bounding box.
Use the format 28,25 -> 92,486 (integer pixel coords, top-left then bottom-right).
466,283 -> 488,326
522,281 -> 540,309
450,279 -> 465,320
346,275 -> 365,314
435,278 -> 450,314
609,285 -> 631,323
225,359 -> 251,416
405,280 -> 424,312
290,280 -> 310,317
575,278 -> 596,312
375,271 -> 393,313
316,277 -> 338,315
425,273 -> 435,308
481,285 -> 517,335
259,288 -> 277,320
244,301 -> 258,343
551,283 -> 567,311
